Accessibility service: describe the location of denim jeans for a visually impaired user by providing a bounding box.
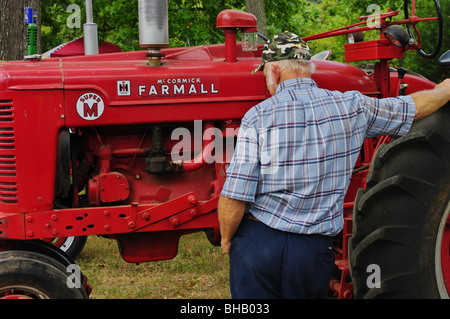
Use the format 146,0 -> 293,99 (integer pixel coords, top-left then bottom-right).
229,217 -> 335,299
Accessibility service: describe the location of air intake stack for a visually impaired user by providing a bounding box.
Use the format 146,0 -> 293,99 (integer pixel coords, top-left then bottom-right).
138,0 -> 169,66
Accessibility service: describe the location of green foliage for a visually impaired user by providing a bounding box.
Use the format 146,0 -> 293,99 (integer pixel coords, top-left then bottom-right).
289,0 -> 361,61
40,0 -> 447,82
396,0 -> 449,82
265,0 -> 308,36
41,0 -> 140,52
318,0 -> 449,82
168,0 -> 243,47
41,0 -> 243,52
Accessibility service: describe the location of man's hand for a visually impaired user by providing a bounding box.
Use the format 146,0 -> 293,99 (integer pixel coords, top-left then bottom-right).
217,195 -> 247,254
435,78 -> 450,90
221,239 -> 231,254
410,78 -> 450,120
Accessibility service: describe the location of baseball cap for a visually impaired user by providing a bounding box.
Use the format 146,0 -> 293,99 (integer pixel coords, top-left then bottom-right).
252,31 -> 311,74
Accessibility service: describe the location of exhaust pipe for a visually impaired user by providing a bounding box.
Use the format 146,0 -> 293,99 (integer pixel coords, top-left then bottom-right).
83,0 -> 99,55
138,0 -> 169,66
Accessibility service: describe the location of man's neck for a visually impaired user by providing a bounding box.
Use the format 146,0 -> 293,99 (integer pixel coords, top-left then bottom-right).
280,70 -> 311,83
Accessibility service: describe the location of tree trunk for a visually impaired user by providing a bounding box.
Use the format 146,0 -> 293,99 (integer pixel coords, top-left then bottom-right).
0,0 -> 41,61
245,0 -> 267,38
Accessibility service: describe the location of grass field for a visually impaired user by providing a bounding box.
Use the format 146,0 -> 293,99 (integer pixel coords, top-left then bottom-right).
77,232 -> 231,299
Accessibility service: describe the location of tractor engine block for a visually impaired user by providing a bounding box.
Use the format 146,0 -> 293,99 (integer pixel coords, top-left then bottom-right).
68,123 -> 227,209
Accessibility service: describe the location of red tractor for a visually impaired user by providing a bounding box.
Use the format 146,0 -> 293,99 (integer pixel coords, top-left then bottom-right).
0,0 -> 447,299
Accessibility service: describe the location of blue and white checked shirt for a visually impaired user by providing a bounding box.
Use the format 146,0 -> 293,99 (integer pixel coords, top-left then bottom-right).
221,77 -> 415,236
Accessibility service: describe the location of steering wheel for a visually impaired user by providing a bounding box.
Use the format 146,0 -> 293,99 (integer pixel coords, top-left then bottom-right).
404,0 -> 443,59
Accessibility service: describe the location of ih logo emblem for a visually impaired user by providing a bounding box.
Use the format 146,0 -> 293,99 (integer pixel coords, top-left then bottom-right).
76,92 -> 105,121
117,80 -> 131,96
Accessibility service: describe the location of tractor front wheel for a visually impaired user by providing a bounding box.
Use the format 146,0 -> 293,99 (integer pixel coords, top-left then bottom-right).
350,103 -> 450,298
0,250 -> 88,299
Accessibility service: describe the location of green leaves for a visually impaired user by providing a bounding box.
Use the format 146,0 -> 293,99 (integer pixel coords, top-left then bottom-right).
41,0 -> 242,51
40,0 -> 446,82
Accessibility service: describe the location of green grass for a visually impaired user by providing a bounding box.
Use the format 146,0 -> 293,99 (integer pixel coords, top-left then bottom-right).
77,232 -> 231,299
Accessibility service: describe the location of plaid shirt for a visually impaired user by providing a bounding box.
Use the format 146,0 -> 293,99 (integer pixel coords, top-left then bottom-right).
221,77 -> 415,236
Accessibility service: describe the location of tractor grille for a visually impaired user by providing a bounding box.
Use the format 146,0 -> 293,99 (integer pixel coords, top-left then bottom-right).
0,100 -> 18,204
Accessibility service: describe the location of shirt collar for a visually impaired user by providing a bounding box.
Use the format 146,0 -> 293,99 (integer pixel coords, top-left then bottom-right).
276,77 -> 318,94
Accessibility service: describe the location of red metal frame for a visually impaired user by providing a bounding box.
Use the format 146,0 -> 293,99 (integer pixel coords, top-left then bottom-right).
0,8 -> 442,298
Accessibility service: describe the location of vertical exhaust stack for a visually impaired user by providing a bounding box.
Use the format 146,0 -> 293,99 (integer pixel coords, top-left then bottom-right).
83,0 -> 98,55
84,0 -> 99,55
138,0 -> 169,66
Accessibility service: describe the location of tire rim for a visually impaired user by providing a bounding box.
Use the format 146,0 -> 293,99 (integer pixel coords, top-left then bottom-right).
435,200 -> 450,298
0,285 -> 50,299
45,236 -> 75,252
58,236 -> 75,252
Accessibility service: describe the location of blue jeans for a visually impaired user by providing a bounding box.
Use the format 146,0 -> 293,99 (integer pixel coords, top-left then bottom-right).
229,217 -> 335,299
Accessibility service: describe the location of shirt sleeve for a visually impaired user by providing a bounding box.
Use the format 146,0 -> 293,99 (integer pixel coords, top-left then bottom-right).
221,117 -> 260,203
359,94 -> 416,137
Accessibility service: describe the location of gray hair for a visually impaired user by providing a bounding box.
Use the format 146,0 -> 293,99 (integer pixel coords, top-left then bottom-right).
266,58 -> 316,79
277,59 -> 315,74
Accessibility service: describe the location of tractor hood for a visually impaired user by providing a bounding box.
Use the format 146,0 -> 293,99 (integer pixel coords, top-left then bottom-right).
0,59 -> 63,92
0,43 -> 397,127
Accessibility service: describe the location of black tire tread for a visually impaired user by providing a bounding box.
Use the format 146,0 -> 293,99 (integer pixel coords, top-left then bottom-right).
350,103 -> 450,299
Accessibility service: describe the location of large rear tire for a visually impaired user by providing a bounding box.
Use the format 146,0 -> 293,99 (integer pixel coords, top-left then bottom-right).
350,103 -> 450,298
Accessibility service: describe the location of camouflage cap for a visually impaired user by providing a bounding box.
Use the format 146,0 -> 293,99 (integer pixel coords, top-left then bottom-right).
252,31 -> 310,74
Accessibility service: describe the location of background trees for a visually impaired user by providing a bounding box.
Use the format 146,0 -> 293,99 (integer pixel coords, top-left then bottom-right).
1,0 -> 447,82
0,0 -> 41,60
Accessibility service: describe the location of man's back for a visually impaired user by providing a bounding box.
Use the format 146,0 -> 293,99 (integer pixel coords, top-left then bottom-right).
222,77 -> 415,235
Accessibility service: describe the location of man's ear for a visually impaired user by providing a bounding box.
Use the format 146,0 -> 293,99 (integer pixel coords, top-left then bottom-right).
271,63 -> 281,86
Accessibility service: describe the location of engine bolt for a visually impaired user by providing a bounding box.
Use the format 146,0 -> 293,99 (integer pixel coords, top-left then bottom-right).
26,216 -> 33,223
104,225 -> 110,231
187,195 -> 198,205
128,221 -> 135,228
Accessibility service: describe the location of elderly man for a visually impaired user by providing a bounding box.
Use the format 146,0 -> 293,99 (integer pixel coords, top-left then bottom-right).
218,31 -> 450,299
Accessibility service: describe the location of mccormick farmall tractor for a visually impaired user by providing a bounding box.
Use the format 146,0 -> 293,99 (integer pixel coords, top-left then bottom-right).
0,0 -> 448,299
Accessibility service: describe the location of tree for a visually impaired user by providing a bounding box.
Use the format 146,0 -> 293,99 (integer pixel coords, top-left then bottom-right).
245,0 -> 267,37
40,0 -> 243,52
41,0 -> 140,52
0,0 -> 41,60
37,0 -> 445,82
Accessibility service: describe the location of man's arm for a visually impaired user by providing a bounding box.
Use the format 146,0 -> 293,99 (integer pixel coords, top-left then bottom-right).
410,79 -> 450,120
218,195 -> 247,254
